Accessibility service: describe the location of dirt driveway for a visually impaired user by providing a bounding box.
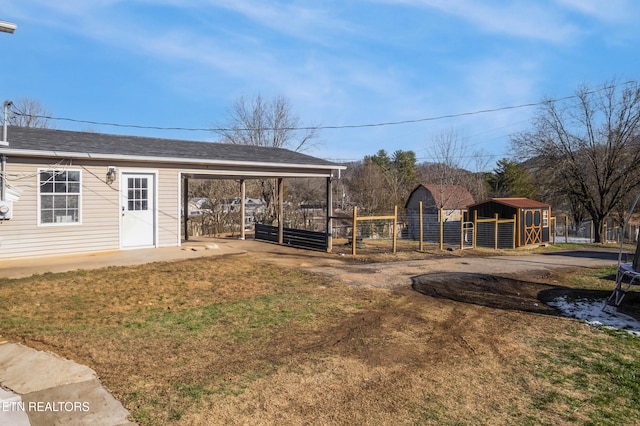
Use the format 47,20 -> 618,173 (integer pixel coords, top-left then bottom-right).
300,249 -> 619,289
213,238 -> 619,290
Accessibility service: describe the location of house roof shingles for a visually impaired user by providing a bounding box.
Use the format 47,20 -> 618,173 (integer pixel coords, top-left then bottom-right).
2,126 -> 339,168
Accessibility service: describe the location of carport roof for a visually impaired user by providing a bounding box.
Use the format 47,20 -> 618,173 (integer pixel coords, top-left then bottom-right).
1,126 -> 343,171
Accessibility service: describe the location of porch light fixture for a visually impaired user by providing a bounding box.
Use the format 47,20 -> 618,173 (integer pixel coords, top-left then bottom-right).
106,166 -> 116,184
0,21 -> 17,34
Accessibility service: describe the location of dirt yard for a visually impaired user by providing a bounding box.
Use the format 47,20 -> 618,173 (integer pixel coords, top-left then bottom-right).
1,240 -> 638,425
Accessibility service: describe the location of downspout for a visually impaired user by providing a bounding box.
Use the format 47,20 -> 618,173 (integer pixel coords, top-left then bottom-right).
1,100 -> 11,201
1,155 -> 5,201
2,100 -> 10,145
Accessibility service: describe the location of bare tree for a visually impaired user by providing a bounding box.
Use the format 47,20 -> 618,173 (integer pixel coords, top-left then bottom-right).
422,129 -> 489,204
511,80 -> 640,243
216,94 -> 319,151
8,97 -> 55,128
346,158 -> 388,214
215,95 -> 320,223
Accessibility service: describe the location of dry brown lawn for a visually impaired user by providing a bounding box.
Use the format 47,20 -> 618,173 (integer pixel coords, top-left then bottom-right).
1,248 -> 640,425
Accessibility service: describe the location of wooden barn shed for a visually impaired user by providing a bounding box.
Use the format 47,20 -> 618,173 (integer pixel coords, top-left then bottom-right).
468,198 -> 552,247
405,184 -> 475,213
404,184 -> 475,242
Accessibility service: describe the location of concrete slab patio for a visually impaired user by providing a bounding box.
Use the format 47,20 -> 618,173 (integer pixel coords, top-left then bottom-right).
0,239 -> 249,279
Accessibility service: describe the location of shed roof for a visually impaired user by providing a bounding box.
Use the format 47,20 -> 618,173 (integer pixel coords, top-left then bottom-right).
0,126 -> 342,172
470,198 -> 551,209
407,184 -> 475,210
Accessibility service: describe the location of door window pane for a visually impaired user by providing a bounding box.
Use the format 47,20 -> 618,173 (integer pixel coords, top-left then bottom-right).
127,177 -> 148,211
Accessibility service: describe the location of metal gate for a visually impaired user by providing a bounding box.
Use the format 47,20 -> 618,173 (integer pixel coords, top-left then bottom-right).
463,222 -> 474,249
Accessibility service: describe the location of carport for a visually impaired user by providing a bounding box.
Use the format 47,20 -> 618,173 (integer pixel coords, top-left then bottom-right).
180,159 -> 345,252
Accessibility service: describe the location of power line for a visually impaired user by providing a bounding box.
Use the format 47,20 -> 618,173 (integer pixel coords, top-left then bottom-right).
9,80 -> 637,132
10,100 -> 543,132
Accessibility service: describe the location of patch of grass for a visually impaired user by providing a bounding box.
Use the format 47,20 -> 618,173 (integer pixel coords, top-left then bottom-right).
3,254 -> 640,425
563,265 -> 619,290
173,382 -> 214,401
524,329 -> 640,425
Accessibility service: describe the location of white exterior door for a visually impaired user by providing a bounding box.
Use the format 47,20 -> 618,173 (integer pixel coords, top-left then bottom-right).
121,173 -> 156,248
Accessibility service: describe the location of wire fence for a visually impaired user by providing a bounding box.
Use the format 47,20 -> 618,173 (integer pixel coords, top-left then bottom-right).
329,206 -> 518,255
554,217 -> 640,244
188,202 -> 640,255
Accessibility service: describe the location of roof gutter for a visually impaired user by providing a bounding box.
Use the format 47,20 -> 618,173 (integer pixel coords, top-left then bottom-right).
0,148 -> 346,172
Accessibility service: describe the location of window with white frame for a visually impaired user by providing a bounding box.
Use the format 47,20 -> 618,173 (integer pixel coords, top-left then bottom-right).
39,169 -> 81,224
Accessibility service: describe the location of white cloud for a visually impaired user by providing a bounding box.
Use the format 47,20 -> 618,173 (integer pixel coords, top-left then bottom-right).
196,0 -> 356,46
372,0 -> 582,44
556,0 -> 638,22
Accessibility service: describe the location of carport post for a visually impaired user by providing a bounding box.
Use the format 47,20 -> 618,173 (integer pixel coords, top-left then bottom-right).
277,178 -> 284,245
240,179 -> 246,240
183,175 -> 189,241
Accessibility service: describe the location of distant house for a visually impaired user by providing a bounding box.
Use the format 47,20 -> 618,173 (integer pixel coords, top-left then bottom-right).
405,184 -> 475,240
189,197 -> 266,231
468,198 -> 552,248
0,126 -> 343,260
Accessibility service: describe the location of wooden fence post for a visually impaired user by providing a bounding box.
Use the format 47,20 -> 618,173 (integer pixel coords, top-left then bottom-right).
460,211 -> 464,251
439,208 -> 444,251
326,176 -> 332,253
352,206 -> 358,256
494,213 -> 499,250
473,210 -> 477,248
393,205 -> 398,254
512,214 -> 517,249
419,201 -> 424,251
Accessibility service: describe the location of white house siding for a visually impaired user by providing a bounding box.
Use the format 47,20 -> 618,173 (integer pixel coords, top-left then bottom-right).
0,158 -> 120,260
156,167 -> 180,247
0,160 -> 186,260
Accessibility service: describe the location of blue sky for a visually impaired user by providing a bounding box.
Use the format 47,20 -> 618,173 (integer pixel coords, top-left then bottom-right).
1,1 -> 639,170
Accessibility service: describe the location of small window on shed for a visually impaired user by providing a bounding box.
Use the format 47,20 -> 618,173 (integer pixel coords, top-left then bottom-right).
542,210 -> 549,227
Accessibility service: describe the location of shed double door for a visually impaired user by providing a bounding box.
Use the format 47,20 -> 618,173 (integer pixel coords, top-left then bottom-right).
523,209 -> 542,245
